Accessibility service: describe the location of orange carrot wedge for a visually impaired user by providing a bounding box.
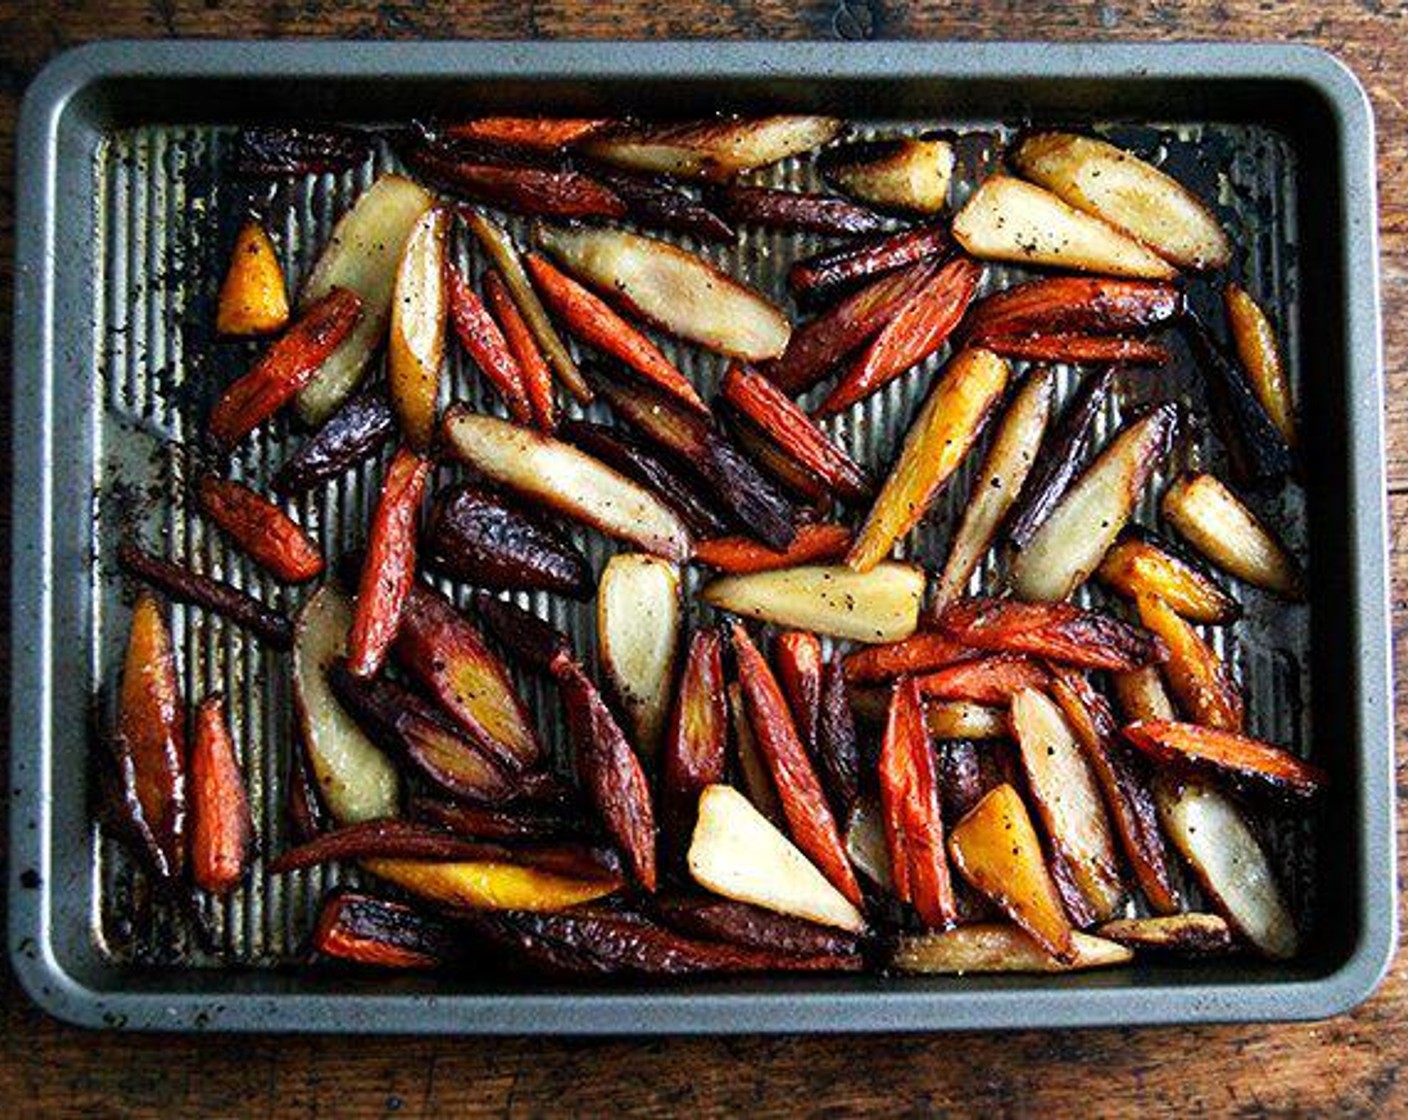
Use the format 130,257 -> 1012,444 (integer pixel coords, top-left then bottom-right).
196,475 -> 324,584
775,631 -> 824,753
693,522 -> 852,574
914,653 -> 1050,705
215,218 -> 289,337
936,597 -> 1165,672
483,269 -> 556,432
443,117 -> 610,150
1135,594 -> 1243,732
1124,720 -> 1326,801
189,692 -> 253,895
843,631 -> 977,684
448,262 -> 535,425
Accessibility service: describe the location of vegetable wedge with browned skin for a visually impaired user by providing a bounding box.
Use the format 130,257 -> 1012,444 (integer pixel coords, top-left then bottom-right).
410,795 -> 583,844
948,784 -> 1076,962
401,141 -> 627,220
313,890 -> 464,969
1135,594 -> 1244,732
729,681 -> 783,826
471,593 -> 576,680
964,276 -> 1184,343
775,631 -> 824,754
693,522 -> 852,574
366,857 -> 619,913
271,387 -> 396,497
599,554 -> 681,764
660,629 -> 729,863
388,207 -> 449,449
702,563 -> 924,644
581,115 -> 843,181
936,597 -> 1165,672
1161,472 -> 1304,599
216,219 -> 289,337
732,624 -> 863,907
448,261 -> 535,426
482,269 -> 556,431
1009,402 -> 1178,602
977,334 -> 1172,366
848,347 -> 1010,572
588,164 -> 736,242
1095,913 -> 1236,956
843,631 -> 977,685
1097,528 -> 1242,624
893,923 -> 1132,974
1126,720 -> 1326,801
441,407 -> 693,561
819,136 -> 955,215
914,653 -> 1051,705
925,700 -> 1009,740
814,658 -> 861,822
720,404 -> 835,508
1225,282 -> 1296,447
1111,665 -> 1178,724
444,116 -> 610,150
196,475 -> 324,584
788,225 -> 952,305
189,692 -> 253,895
712,184 -> 888,235
654,896 -> 861,958
538,223 -> 791,361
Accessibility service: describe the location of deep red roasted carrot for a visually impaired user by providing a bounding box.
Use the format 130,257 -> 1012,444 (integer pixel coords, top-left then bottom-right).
402,143 -> 626,219
347,448 -> 431,678
208,286 -> 362,449
482,269 -> 556,432
843,631 -> 977,684
879,676 -> 957,928
976,334 -> 1172,365
775,631 -> 824,754
913,654 -> 1050,705
964,277 -> 1184,341
816,255 -> 983,416
692,522 -> 852,574
731,623 -> 862,906
712,184 -> 888,236
1124,720 -> 1326,800
189,693 -> 253,895
196,475 -> 324,583
814,658 -> 861,821
448,262 -> 535,424
525,253 -> 707,414
721,365 -> 872,502
442,117 -> 610,150
936,597 -> 1166,672
788,225 -> 952,305
660,628 -> 728,864
312,889 -> 464,969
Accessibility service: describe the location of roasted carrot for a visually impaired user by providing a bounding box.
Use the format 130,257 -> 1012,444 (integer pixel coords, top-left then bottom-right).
936,597 -> 1165,672
660,628 -> 729,866
313,890 -> 463,969
964,276 -> 1183,341
189,693 -> 253,895
775,631 -> 824,754
913,654 -> 1050,705
442,117 -> 610,150
788,225 -> 952,305
693,522 -> 852,574
974,334 -> 1171,366
814,658 -> 861,821
1125,720 -> 1326,801
196,475 -> 324,583
447,261 -> 535,425
482,269 -> 556,432
843,631 -> 977,684
1135,594 -> 1243,732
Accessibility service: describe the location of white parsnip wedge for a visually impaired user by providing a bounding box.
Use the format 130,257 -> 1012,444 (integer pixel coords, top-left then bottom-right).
296,174 -> 435,424
1010,688 -> 1123,925
1009,403 -> 1178,602
292,587 -> 399,824
1160,472 -> 1304,599
1154,774 -> 1298,959
952,175 -> 1176,280
387,206 -> 449,451
688,784 -> 866,933
892,922 -> 1132,974
848,348 -> 1010,573
1096,913 -> 1236,956
820,137 -> 955,215
926,700 -> 1009,740
582,115 -> 843,181
1014,132 -> 1231,271
537,224 -> 791,361
598,554 -> 681,763
700,563 -> 924,644
933,366 -> 1055,606
728,682 -> 783,825
1111,665 -> 1178,724
844,796 -> 893,890
442,406 -> 692,561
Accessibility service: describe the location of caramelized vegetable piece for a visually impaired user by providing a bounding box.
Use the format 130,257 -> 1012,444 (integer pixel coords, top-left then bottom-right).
387,207 -> 449,448
208,287 -> 363,449
1112,665 -> 1178,724
189,693 -> 253,895
234,125 -> 372,177
953,175 -> 1177,279
196,475 -> 324,584
117,592 -> 187,879
721,365 -> 872,503
732,624 -> 862,906
775,631 -> 824,753
693,522 -> 852,574
660,629 -> 729,858
814,658 -> 861,821
286,733 -> 330,844
1013,132 -> 1231,270
843,631 -> 975,684
117,544 -> 294,649
470,593 -> 576,680
558,662 -> 658,892
701,563 -> 924,644
346,448 -> 430,678
893,923 -> 1132,974
654,896 -> 860,958
539,224 -> 791,361
937,740 -> 1007,827
1135,594 -> 1244,732
525,252 -> 706,414
712,185 -> 888,235
1010,688 -> 1123,925
443,116 -> 609,150
937,597 -> 1165,672
847,348 -> 1010,572
789,225 -> 952,305
1126,720 -> 1325,800
313,890 -> 463,969
976,334 -> 1171,366
422,484 -> 592,599
1009,403 -> 1178,602
1186,315 -> 1293,485
296,175 -> 435,424
482,269 -> 556,431
581,115 -> 843,181
441,407 -> 693,561
292,587 -> 400,825
365,853 -> 621,912
879,677 -> 958,927
1048,668 -> 1179,915
1161,472 -> 1303,599
410,795 -> 583,843
216,219 -> 289,337
948,785 -> 1075,961
730,680 -> 782,826
688,785 -> 866,932
448,261 -> 534,425
964,276 -> 1184,343
1097,529 -> 1242,624
1225,283 -> 1296,447
598,554 -> 681,762
819,136 -> 955,215
392,582 -> 542,773
719,405 -> 835,508
925,700 -> 1008,740
402,141 -> 627,219
588,165 -> 736,242
1096,912 -> 1235,956
271,388 -> 395,496
817,255 -> 983,417
843,796 -> 892,890
464,210 -> 590,404
1155,774 -> 1297,958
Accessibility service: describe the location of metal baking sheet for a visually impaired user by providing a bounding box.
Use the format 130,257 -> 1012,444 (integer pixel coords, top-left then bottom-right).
8,40 -> 1394,1033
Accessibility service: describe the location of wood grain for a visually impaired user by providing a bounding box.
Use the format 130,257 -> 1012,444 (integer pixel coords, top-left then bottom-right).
1,1 -> 1406,1117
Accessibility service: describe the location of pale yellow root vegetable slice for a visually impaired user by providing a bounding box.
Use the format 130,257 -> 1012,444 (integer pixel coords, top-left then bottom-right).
1013,132 -> 1232,270
598,554 -> 681,764
847,348 -> 1010,573
581,115 -> 843,181
441,406 -> 692,561
892,922 -> 1132,974
1008,403 -> 1178,602
216,219 -> 290,337
821,137 -> 955,215
1010,688 -> 1124,925
295,174 -> 435,424
364,856 -> 621,912
1111,665 -> 1178,723
1160,472 -> 1303,599
952,175 -> 1177,279
537,223 -> 791,361
387,207 -> 449,451
844,796 -> 892,890
1154,774 -> 1298,959
1095,913 -> 1236,956
926,700 -> 1009,740
292,587 -> 399,824
1225,283 -> 1296,447
688,784 -> 866,932
700,562 -> 924,644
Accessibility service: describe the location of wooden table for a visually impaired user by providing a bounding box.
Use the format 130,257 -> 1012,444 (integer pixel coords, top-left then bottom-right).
1,2 -> 1404,1115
